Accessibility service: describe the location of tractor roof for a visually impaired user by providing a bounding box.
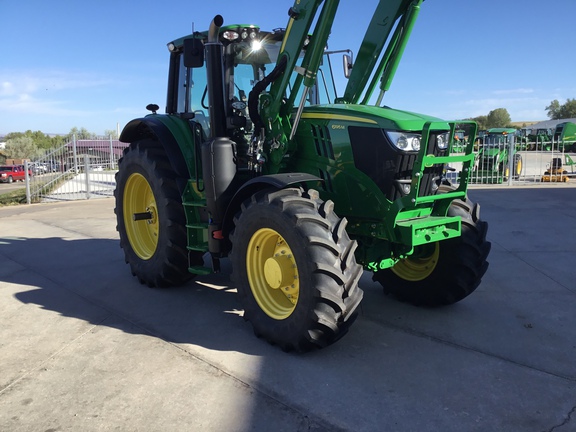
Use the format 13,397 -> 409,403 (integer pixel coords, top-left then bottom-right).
168,26 -> 285,51
487,128 -> 516,134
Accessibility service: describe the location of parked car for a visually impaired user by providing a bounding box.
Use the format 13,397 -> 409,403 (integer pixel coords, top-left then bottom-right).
0,165 -> 33,183
31,163 -> 48,174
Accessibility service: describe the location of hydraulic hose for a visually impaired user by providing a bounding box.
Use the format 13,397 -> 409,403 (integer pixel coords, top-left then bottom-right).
248,55 -> 288,131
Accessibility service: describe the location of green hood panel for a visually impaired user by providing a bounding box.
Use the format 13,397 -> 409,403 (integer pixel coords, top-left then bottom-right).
301,104 -> 449,132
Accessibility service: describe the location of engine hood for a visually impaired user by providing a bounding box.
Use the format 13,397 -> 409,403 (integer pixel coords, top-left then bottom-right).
300,104 -> 450,132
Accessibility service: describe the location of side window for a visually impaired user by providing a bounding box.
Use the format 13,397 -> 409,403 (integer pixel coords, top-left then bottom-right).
318,55 -> 337,104
189,63 -> 209,119
288,54 -> 337,107
176,55 -> 187,113
176,54 -> 210,136
231,63 -> 254,104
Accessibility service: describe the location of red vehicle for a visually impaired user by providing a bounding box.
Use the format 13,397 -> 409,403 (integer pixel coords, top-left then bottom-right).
0,165 -> 32,183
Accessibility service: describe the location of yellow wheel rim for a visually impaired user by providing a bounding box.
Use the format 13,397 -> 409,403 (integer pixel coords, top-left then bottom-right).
123,173 -> 158,260
516,159 -> 522,175
246,228 -> 299,320
392,243 -> 439,282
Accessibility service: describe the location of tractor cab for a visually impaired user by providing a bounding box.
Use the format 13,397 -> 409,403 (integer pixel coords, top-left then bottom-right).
167,27 -> 337,143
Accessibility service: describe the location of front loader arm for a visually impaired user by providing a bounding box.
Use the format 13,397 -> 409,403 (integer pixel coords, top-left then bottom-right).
249,0 -> 340,172
342,0 -> 423,105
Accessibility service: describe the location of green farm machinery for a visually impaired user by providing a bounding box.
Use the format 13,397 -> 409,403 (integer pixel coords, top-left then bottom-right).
115,0 -> 491,351
553,122 -> 576,153
470,128 -> 522,184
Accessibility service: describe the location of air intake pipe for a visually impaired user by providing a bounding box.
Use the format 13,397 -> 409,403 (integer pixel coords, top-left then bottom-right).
205,15 -> 226,138
201,15 -> 236,268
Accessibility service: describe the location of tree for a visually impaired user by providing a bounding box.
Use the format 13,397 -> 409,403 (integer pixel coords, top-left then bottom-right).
4,137 -> 42,159
104,129 -> 119,139
4,130 -> 65,151
485,108 -> 511,128
546,100 -> 561,119
470,115 -> 488,130
546,98 -> 576,120
67,127 -> 96,140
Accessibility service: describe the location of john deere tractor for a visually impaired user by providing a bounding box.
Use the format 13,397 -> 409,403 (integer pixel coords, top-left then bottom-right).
115,0 -> 491,352
471,128 -> 522,184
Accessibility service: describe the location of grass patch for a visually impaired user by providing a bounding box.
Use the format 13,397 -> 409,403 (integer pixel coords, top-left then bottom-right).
0,188 -> 27,206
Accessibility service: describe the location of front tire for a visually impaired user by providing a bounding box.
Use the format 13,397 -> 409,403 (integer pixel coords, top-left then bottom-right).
114,140 -> 203,287
230,188 -> 363,352
373,186 -> 491,306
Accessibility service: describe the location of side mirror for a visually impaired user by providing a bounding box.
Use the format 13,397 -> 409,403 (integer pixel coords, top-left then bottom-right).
343,53 -> 353,78
184,38 -> 204,68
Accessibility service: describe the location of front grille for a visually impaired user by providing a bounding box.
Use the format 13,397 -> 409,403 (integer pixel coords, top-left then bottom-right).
349,126 -> 446,201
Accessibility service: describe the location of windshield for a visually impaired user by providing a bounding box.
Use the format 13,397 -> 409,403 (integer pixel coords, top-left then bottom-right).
483,134 -> 509,147
175,36 -> 340,138
233,39 -> 337,106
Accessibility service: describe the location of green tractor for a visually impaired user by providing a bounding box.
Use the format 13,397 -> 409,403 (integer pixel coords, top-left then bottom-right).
471,127 -> 522,183
527,127 -> 553,151
553,122 -> 576,153
115,0 -> 491,352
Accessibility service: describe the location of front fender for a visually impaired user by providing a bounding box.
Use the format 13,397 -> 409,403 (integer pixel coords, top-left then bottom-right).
221,173 -> 322,251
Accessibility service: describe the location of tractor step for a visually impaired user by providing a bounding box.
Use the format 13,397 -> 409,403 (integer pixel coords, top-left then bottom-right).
188,265 -> 212,275
185,222 -> 209,253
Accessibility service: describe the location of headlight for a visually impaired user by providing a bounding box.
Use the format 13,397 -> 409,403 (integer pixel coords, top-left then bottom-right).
223,31 -> 239,41
386,131 -> 422,152
437,132 -> 450,150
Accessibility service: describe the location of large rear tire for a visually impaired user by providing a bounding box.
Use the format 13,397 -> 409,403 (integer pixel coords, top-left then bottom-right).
114,140 -> 203,287
373,186 -> 491,306
230,188 -> 363,352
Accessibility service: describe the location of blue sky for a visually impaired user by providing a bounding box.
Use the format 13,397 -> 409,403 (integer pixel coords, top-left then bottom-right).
1,0 -> 575,136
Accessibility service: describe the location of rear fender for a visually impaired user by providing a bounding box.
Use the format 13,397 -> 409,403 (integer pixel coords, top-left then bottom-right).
120,115 -> 197,194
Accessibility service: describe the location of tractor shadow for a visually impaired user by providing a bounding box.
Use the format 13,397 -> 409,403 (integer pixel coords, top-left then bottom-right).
1,235 -> 267,354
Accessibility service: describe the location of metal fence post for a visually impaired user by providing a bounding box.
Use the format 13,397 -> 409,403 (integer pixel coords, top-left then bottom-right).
73,134 -> 79,174
84,154 -> 91,199
109,135 -> 114,169
508,134 -> 515,186
24,160 -> 31,204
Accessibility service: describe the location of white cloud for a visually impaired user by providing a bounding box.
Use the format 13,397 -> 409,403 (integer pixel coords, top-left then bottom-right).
0,70 -> 115,95
0,70 -> 122,120
491,88 -> 534,95
1,81 -> 16,96
0,94 -> 87,117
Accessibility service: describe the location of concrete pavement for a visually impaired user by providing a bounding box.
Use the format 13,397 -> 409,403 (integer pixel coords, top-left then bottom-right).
1,184 -> 575,431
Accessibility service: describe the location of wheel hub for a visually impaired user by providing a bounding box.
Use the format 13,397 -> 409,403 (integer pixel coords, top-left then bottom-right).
264,254 -> 295,289
246,228 -> 299,319
392,242 -> 440,282
123,173 -> 159,260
